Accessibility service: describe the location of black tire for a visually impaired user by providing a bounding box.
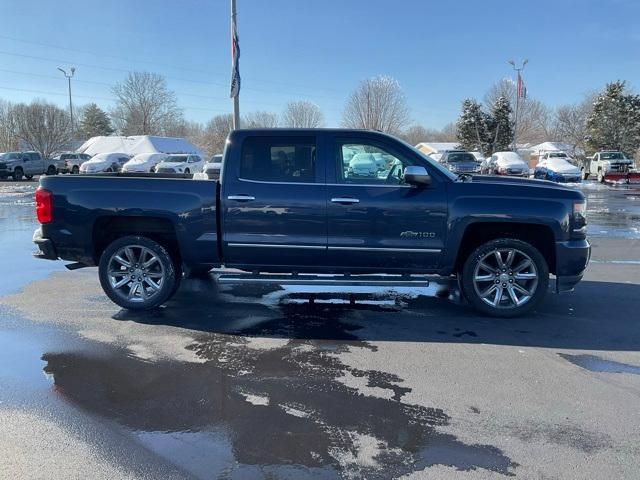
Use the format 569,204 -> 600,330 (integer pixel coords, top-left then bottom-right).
460,238 -> 549,318
184,168 -> 190,174
72,165 -> 79,175
98,236 -> 178,310
25,175 -> 34,180
46,165 -> 57,175
12,168 -> 24,181
581,168 -> 589,180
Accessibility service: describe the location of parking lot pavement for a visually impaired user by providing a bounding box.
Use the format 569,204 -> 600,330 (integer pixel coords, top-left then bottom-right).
1,180 -> 640,479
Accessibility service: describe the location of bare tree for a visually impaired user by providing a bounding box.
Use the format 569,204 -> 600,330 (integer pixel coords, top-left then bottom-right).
244,110 -> 279,128
342,76 -> 410,134
556,95 -> 595,155
111,71 -> 184,136
282,101 -> 324,128
0,100 -> 19,151
9,100 -> 71,157
201,114 -> 234,156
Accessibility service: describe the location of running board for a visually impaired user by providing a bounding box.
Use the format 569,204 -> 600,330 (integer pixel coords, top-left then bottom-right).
215,273 -> 431,287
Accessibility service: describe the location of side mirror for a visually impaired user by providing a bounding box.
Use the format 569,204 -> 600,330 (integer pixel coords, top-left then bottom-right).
404,166 -> 431,186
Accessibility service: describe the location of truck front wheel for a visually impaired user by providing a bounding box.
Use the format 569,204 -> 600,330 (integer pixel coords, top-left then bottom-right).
98,236 -> 178,310
461,238 -> 549,318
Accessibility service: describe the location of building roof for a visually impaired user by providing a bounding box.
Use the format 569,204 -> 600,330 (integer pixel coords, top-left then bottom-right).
76,135 -> 203,157
530,142 -> 584,156
415,142 -> 460,153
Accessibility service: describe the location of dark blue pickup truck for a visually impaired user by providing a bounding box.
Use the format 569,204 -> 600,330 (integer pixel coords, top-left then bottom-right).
33,129 -> 590,317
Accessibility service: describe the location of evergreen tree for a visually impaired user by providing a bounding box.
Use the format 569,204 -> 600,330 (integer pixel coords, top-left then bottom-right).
79,103 -> 114,139
586,81 -> 640,155
488,96 -> 513,153
456,99 -> 491,155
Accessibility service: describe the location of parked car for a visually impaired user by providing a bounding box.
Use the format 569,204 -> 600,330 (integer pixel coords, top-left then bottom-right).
209,154 -> 223,164
79,152 -> 130,174
122,153 -> 168,173
201,154 -> 223,180
33,128 -> 590,318
0,151 -> 60,180
55,153 -> 93,174
583,151 -> 638,183
348,153 -> 379,177
439,150 -> 482,174
481,152 -> 529,177
534,157 -> 582,183
154,154 -> 204,174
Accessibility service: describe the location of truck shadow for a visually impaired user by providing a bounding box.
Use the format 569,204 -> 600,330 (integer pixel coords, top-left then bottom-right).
112,277 -> 640,353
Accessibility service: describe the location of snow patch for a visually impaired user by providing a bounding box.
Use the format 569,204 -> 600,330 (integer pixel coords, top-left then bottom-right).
280,404 -> 311,418
239,392 -> 269,406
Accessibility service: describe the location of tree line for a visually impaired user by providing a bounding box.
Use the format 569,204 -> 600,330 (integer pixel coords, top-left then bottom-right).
1,71 -> 638,158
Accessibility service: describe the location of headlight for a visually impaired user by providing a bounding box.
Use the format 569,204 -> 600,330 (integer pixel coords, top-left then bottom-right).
572,200 -> 587,237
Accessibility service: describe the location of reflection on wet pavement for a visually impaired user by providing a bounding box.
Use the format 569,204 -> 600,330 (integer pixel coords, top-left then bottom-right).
42,322 -> 517,479
580,183 -> 640,238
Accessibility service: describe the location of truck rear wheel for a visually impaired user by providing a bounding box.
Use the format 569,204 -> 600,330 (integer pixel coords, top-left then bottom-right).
98,236 -> 178,310
461,238 -> 549,318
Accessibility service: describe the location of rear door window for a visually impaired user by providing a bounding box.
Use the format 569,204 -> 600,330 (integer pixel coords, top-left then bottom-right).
240,136 -> 317,183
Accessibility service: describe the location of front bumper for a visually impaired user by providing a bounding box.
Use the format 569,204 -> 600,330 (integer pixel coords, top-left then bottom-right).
33,227 -> 58,260
555,239 -> 591,292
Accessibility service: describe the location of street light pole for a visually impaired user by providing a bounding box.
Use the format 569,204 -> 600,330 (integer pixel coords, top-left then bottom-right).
508,59 -> 527,151
58,66 -> 76,138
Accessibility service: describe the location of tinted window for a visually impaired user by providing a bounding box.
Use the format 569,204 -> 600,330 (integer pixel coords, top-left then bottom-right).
601,152 -> 624,160
240,136 -> 316,183
336,140 -> 412,185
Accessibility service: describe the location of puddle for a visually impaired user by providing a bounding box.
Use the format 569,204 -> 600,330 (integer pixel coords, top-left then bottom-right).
559,354 -> 640,375
41,332 -> 518,478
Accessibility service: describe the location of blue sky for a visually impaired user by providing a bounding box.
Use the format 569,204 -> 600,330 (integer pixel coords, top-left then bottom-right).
0,0 -> 638,128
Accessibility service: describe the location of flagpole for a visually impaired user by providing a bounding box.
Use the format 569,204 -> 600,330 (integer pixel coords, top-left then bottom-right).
508,59 -> 528,151
231,0 -> 241,129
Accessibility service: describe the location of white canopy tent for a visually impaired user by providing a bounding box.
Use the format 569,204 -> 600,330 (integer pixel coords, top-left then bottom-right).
76,135 -> 204,158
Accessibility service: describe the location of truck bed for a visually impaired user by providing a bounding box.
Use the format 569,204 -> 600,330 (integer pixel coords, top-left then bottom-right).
36,174 -> 221,268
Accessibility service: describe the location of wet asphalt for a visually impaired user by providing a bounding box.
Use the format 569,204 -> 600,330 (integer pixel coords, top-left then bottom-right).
1,178 -> 639,479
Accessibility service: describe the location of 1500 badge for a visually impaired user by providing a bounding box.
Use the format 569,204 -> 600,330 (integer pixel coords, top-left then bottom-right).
400,231 -> 436,238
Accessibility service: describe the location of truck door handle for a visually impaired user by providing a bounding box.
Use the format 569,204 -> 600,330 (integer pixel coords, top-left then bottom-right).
331,197 -> 360,204
227,194 -> 255,202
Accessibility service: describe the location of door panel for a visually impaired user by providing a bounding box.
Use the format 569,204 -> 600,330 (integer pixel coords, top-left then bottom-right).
222,134 -> 327,269
326,135 -> 447,272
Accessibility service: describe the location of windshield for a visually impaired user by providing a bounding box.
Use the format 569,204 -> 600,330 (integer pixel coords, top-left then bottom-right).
601,152 -> 624,160
446,152 -> 476,163
165,155 -> 189,163
548,152 -> 567,158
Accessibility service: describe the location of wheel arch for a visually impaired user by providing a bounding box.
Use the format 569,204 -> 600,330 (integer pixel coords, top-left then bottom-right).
454,221 -> 556,275
92,215 -> 181,267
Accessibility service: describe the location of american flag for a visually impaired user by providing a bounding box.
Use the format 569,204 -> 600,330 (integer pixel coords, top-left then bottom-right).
517,72 -> 527,99
230,13 -> 240,98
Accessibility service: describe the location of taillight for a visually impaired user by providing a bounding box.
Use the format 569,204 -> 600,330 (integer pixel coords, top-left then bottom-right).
35,187 -> 52,224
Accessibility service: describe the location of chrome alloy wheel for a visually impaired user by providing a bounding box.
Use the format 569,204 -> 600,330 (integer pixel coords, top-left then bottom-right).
107,245 -> 165,303
472,248 -> 539,309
